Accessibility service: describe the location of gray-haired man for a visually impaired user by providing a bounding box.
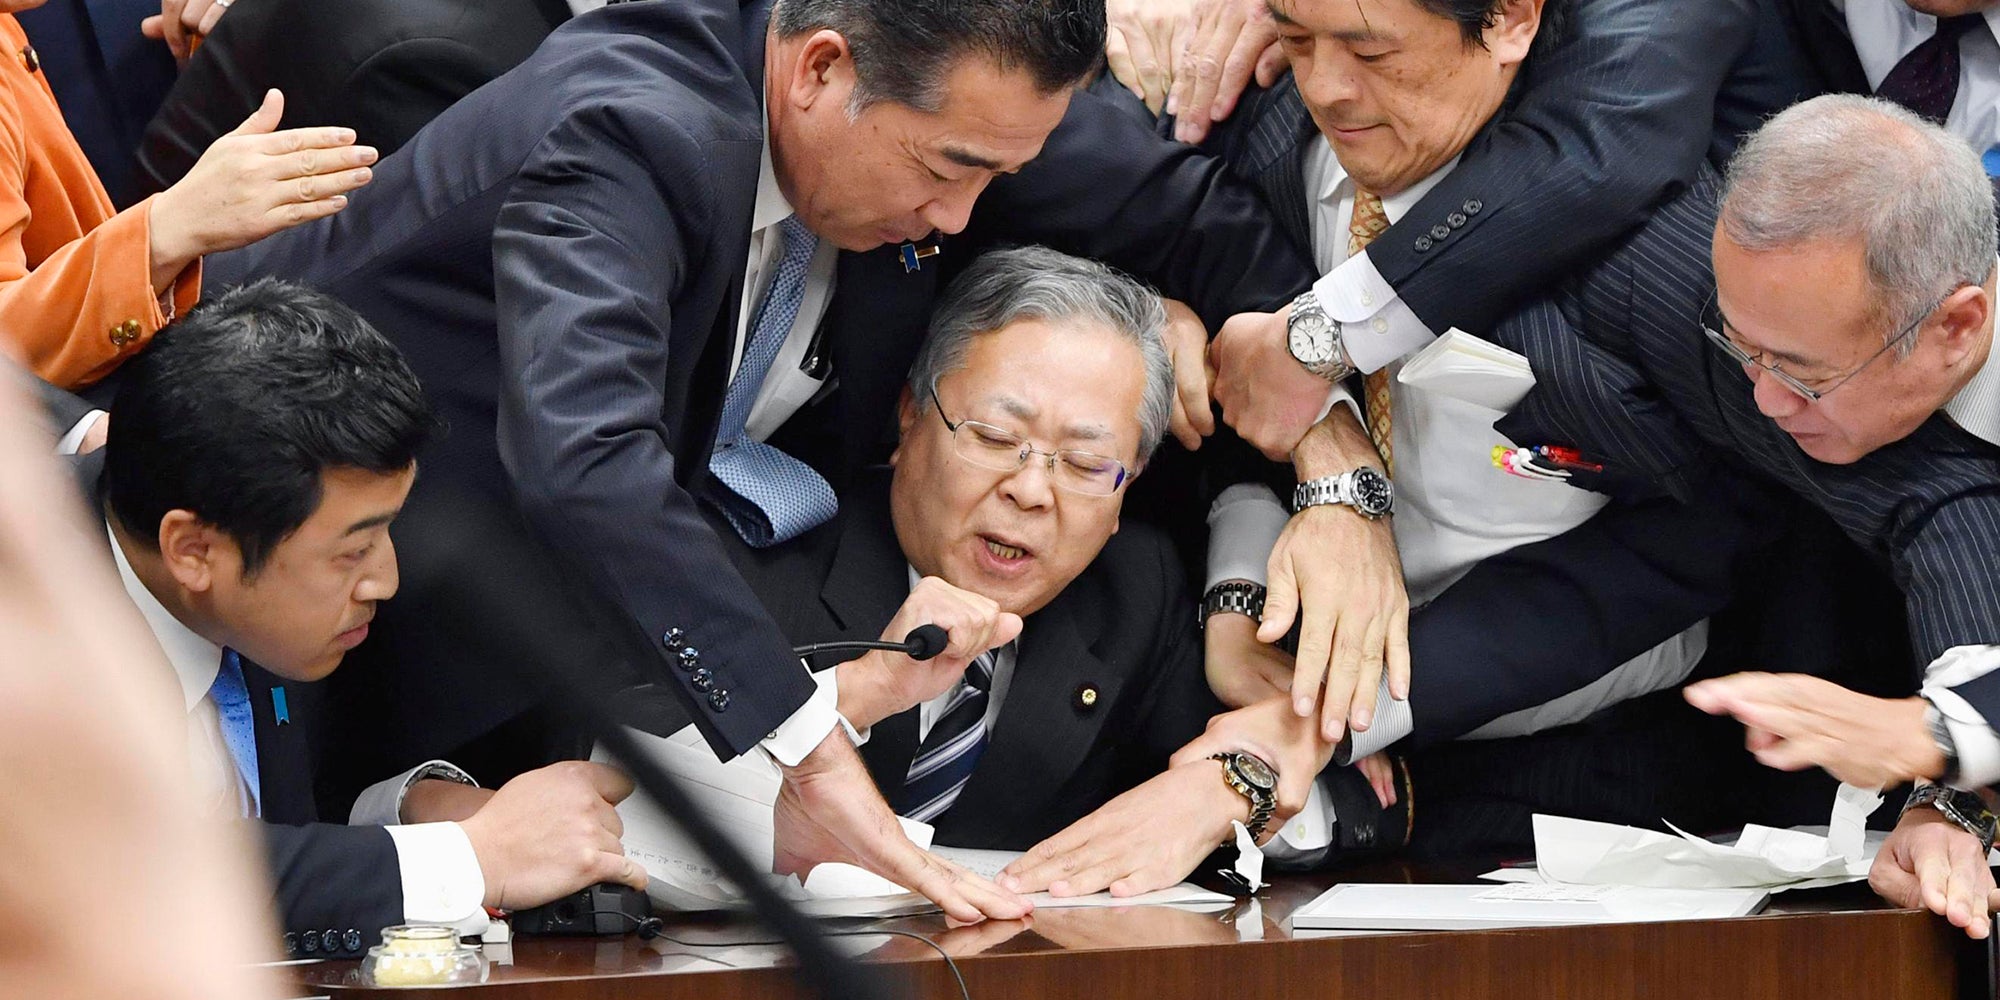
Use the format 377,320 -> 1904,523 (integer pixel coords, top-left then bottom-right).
712,246 -> 1343,888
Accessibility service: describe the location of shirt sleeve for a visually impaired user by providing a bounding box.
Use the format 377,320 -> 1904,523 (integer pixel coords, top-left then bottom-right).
53,408 -> 104,454
1204,483 -> 1290,592
1922,645 -> 2000,790
1260,779 -> 1336,867
1312,253 -> 1437,375
350,759 -> 480,827
381,822 -> 490,935
759,664 -> 863,766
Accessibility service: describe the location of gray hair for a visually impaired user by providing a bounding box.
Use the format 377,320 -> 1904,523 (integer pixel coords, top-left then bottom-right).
908,245 -> 1173,465
1721,94 -> 1998,356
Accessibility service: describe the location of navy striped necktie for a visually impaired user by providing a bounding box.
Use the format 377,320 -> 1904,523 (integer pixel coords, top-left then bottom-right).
892,649 -> 1000,824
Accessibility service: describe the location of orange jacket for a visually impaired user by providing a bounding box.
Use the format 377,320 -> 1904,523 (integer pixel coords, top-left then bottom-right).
0,14 -> 198,389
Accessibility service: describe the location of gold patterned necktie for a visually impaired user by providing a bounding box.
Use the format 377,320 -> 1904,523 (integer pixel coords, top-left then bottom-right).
1349,189 -> 1394,476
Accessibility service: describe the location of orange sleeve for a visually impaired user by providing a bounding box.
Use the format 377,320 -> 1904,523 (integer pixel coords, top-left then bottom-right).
0,99 -> 201,389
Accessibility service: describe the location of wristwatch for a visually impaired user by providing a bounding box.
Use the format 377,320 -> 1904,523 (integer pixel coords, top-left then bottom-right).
1211,751 -> 1279,843
1200,581 -> 1266,629
1287,290 -> 1354,382
1293,467 -> 1394,518
1902,783 -> 1998,854
1923,698 -> 1962,785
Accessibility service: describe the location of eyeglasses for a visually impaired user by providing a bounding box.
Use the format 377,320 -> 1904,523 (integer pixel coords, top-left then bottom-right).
1701,291 -> 1945,402
929,383 -> 1133,496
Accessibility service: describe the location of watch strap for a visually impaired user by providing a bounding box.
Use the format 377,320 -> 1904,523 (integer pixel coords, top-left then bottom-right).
1201,581 -> 1266,628
1903,783 -> 1998,854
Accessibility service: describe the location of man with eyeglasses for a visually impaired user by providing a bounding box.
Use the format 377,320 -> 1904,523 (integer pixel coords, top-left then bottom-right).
704,246 -> 1359,885
1374,92 -> 2000,935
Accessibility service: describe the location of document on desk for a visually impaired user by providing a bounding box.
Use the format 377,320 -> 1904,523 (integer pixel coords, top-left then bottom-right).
1290,882 -> 1769,932
598,726 -> 1232,916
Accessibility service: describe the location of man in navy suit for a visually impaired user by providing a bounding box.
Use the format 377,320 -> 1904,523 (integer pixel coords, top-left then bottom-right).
207,0 -> 1313,919
94,279 -> 649,959
15,0 -> 178,205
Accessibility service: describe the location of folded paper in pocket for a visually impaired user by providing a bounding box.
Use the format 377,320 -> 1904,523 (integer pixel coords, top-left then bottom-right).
1397,327 -> 1536,412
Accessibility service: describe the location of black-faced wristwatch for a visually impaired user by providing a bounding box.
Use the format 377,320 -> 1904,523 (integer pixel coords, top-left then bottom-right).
1200,581 -> 1266,629
1287,290 -> 1354,382
1903,783 -> 1998,854
1212,751 -> 1279,843
1294,467 -> 1394,518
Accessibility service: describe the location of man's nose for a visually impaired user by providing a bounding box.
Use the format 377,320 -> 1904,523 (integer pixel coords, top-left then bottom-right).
921,181 -> 985,237
1749,365 -> 1809,419
998,455 -> 1056,509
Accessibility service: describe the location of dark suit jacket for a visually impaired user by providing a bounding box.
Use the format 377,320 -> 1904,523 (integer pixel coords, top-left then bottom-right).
1216,0 -> 1803,339
715,476 -> 1223,850
1772,0 -> 1870,95
15,0 -> 177,206
1520,169 -> 2000,720
75,454 -> 399,960
133,0 -> 571,195
1211,69 -> 1798,748
205,0 -> 1314,768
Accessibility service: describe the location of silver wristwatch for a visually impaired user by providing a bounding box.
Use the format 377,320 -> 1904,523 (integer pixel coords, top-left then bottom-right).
1287,290 -> 1354,382
1293,467 -> 1393,518
1200,580 -> 1266,628
1902,783 -> 1997,854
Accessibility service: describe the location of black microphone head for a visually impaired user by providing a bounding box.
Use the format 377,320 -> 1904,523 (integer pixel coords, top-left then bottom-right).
903,624 -> 949,661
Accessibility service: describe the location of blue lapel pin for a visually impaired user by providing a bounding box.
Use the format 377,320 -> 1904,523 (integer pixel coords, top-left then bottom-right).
899,242 -> 941,273
271,686 -> 291,726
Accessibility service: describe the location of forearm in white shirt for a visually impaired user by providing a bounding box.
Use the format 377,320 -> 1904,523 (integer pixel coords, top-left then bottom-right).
759,663 -> 866,766
1312,254 -> 1438,374
1921,645 -> 2000,790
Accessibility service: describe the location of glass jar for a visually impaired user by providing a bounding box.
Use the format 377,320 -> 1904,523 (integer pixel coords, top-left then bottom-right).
360,925 -> 488,988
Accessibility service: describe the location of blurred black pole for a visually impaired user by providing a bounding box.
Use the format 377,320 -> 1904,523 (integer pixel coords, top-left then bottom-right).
394,478 -> 892,1000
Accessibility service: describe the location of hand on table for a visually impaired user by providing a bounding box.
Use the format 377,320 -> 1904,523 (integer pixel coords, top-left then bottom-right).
773,729 -> 1030,924
999,760 -> 1248,897
458,761 -> 645,910
1870,806 -> 1999,940
1170,694 -> 1337,836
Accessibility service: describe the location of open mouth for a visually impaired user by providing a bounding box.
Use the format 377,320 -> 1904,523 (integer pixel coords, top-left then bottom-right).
980,535 -> 1031,562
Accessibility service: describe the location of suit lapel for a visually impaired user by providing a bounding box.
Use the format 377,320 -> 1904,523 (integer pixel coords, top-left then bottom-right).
946,589 -> 1122,842
821,247 -> 944,475
817,485 -> 926,789
245,662 -> 318,824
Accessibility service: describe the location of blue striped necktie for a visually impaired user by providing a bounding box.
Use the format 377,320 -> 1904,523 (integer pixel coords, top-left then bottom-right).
210,648 -> 262,818
893,649 -> 1000,823
707,215 -> 839,547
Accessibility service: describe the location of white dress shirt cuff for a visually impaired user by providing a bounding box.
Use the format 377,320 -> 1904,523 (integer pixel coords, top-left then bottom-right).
759,665 -> 861,767
54,409 -> 106,455
382,822 -> 489,936
1920,645 -> 2000,789
1262,778 -> 1337,868
350,760 -> 479,827
1312,253 -> 1438,374
1205,484 -> 1290,592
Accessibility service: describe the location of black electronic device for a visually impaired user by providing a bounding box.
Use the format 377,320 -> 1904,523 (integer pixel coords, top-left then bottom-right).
512,882 -> 653,936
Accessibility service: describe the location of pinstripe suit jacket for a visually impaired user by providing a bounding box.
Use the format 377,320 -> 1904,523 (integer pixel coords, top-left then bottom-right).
1515,168 -> 2000,719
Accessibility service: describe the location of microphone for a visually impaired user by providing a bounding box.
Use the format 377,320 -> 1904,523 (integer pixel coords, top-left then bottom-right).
793,624 -> 947,663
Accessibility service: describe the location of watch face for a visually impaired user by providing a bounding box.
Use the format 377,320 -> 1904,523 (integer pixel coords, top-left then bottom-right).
1351,468 -> 1393,515
1232,753 -> 1278,791
1289,312 -> 1333,365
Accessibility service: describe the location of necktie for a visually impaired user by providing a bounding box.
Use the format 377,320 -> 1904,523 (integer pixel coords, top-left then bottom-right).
1349,189 -> 1395,476
707,215 -> 840,547
210,648 -> 262,818
1876,15 -> 1985,122
892,649 -> 999,824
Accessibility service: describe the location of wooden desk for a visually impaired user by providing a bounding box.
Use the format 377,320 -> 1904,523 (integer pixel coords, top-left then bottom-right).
293,863 -> 1992,999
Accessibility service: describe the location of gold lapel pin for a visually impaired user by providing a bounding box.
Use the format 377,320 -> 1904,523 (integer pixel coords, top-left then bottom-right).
1074,684 -> 1099,711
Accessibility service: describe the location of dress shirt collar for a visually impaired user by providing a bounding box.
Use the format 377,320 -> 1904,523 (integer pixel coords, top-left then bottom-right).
753,136 -> 796,234
565,0 -> 608,16
109,521 -> 224,713
1840,0 -> 2000,76
1310,139 -> 1463,227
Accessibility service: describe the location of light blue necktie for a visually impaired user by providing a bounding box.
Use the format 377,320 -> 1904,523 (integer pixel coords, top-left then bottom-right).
210,648 -> 262,818
707,215 -> 839,547
892,649 -> 999,823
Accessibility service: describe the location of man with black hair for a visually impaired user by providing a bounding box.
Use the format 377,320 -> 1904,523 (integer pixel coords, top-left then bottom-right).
208,0 -> 1308,918
94,279 -> 647,958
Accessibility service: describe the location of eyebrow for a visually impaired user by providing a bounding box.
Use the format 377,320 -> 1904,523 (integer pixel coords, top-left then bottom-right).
342,512 -> 398,537
1716,307 -> 1825,370
990,397 -> 1116,443
940,145 -> 1007,171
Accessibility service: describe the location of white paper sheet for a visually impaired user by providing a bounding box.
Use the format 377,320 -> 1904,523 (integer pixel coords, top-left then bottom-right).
1397,328 -> 1537,411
